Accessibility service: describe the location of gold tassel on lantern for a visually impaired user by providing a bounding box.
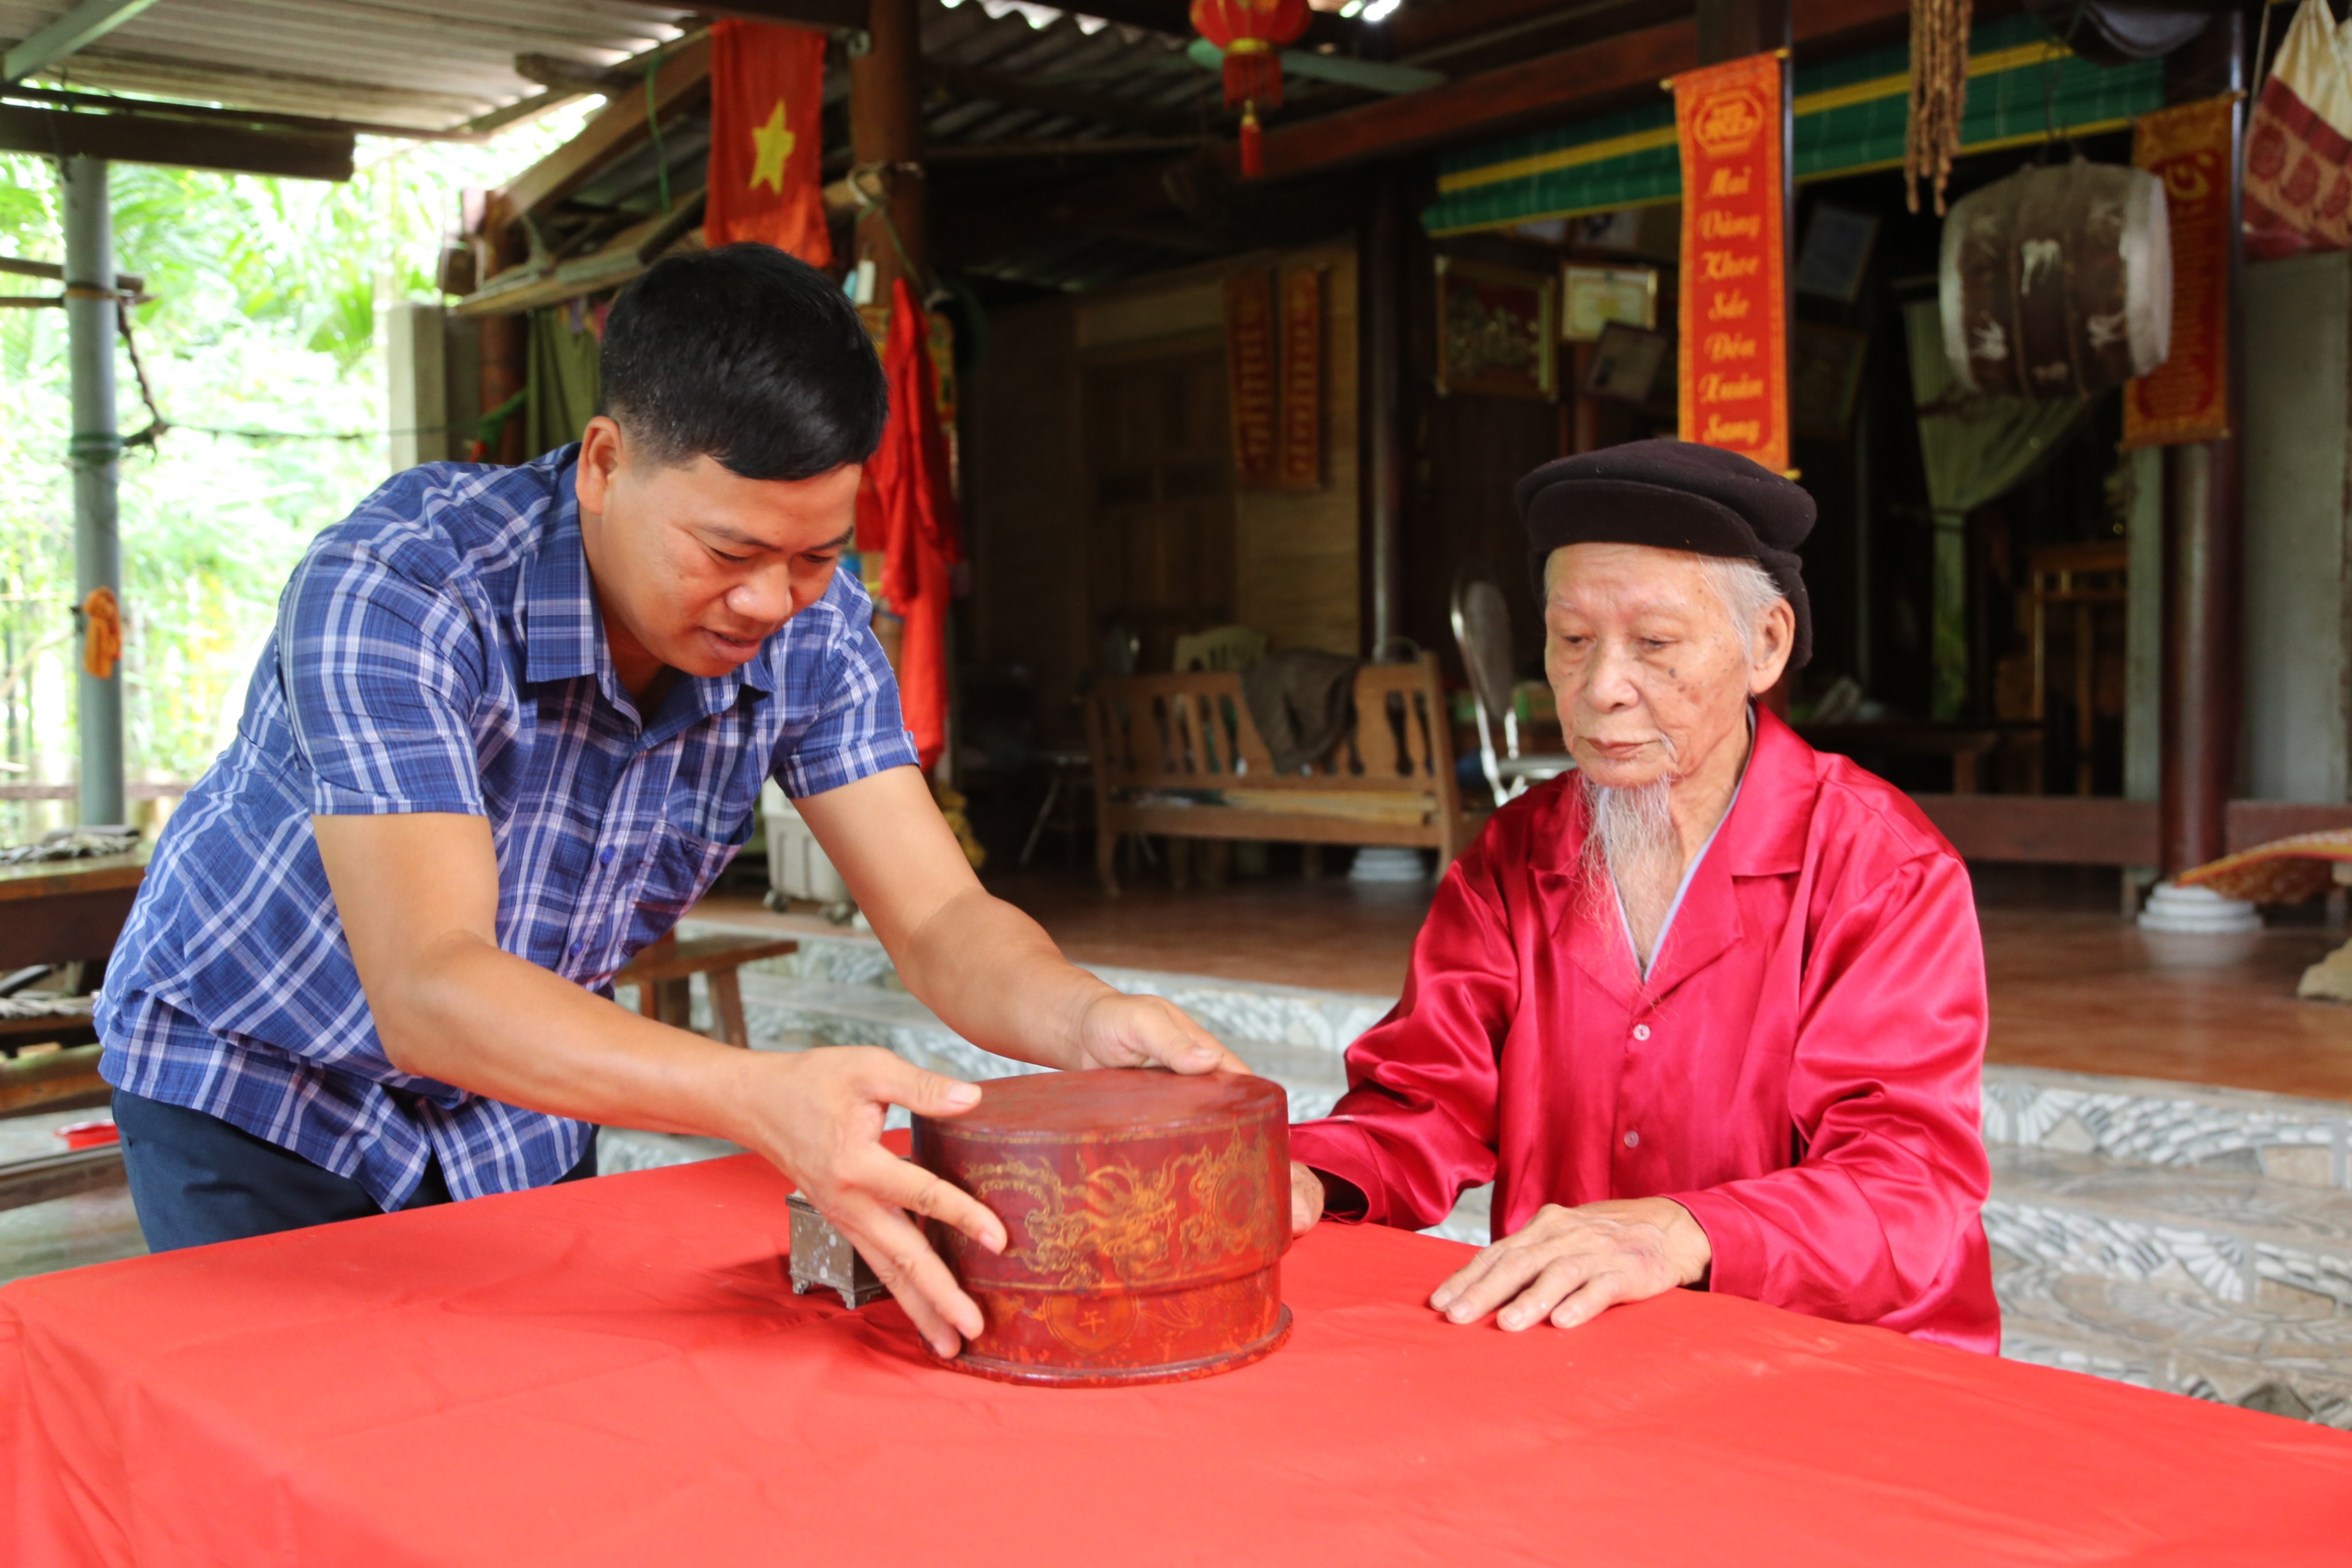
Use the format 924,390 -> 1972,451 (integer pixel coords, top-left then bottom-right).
1906,0 -> 1972,215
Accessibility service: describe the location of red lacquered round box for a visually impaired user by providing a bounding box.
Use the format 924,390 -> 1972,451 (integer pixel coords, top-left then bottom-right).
913,1069 -> 1292,1387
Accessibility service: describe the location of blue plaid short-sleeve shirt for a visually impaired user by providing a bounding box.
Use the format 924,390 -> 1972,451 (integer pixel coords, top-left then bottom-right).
96,446 -> 918,1207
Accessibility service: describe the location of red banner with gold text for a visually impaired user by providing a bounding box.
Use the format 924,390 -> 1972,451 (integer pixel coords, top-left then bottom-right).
2125,96 -> 2234,448
1276,265 -> 1323,490
1223,270 -> 1278,485
1674,52 -> 1789,474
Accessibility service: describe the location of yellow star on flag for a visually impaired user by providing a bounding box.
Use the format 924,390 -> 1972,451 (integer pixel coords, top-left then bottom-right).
748,98 -> 795,195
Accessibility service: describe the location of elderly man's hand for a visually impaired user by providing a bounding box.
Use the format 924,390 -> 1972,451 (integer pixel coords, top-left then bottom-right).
1430,1198 -> 1710,1331
1070,991 -> 1250,1076
1289,1160 -> 1326,1235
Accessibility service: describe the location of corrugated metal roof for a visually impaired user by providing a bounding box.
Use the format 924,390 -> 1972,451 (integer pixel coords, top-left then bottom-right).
0,0 -> 692,129
488,0 -> 1319,292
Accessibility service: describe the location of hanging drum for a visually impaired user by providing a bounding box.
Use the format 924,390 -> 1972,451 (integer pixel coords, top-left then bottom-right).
1938,160 -> 2173,398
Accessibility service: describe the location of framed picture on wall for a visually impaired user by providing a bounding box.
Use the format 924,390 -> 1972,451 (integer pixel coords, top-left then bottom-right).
1790,322 -> 1870,439
1793,204 -> 1879,303
1434,256 -> 1557,400
1561,264 -> 1659,341
1581,323 -> 1671,404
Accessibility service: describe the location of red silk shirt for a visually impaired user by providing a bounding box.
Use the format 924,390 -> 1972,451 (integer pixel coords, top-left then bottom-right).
1290,710 -> 1998,1353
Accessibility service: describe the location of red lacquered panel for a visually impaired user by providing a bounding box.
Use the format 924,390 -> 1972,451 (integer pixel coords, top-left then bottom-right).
913,1069 -> 1291,1386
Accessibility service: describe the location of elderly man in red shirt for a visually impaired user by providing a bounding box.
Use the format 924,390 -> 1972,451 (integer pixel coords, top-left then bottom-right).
1288,439 -> 1996,1354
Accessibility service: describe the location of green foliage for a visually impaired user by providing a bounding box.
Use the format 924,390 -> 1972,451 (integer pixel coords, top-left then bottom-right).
0,105 -> 594,840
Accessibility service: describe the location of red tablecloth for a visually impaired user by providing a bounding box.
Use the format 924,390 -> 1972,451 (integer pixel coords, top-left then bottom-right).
6,1154 -> 2349,1566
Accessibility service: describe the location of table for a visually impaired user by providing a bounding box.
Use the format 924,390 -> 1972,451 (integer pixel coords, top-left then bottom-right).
5,1154 -> 2349,1566
1793,720 -> 2008,794
612,931 -> 798,1048
0,849 -> 147,972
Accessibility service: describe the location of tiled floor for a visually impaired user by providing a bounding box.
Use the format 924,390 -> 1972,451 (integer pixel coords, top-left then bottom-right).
696,856 -> 2352,1103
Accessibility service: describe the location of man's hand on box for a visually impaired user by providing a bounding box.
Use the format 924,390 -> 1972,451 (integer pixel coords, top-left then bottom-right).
1071,991 -> 1250,1076
1429,1198 -> 1710,1331
735,1046 -> 1005,1357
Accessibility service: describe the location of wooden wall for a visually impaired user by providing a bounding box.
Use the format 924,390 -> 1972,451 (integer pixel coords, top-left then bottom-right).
1235,242 -> 1359,659
962,293 -> 1088,743
1399,227 -> 1572,688
962,242 -> 1361,743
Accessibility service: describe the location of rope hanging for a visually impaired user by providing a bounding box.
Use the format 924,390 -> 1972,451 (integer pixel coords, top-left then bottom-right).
1905,0 -> 1973,214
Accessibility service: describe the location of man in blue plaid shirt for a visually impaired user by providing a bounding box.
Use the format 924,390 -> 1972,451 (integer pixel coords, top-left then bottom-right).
96,246 -> 1238,1357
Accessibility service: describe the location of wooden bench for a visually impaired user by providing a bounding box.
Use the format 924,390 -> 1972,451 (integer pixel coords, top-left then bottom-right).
615,931 -> 799,1048
1082,654 -> 1478,895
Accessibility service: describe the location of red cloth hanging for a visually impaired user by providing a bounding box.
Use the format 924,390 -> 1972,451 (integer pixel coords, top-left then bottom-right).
858,277 -> 963,772
704,19 -> 831,267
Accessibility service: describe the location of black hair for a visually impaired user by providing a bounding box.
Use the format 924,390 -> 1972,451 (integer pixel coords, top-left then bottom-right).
598,244 -> 887,480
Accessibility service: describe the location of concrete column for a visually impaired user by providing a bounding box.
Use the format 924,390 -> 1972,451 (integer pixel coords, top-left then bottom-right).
64,155 -> 123,829
388,302 -> 451,470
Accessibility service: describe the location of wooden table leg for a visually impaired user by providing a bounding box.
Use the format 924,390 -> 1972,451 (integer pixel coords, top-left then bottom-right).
653,977 -> 693,1029
710,968 -> 751,1049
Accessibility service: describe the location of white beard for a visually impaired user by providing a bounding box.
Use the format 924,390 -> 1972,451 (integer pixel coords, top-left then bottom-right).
1578,774 -> 1681,947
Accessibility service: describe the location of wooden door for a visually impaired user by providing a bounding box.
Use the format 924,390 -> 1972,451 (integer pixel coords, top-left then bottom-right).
1083,350 -> 1237,671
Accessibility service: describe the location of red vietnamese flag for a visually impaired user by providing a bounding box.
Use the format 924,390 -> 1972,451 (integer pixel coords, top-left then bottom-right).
706,19 -> 830,267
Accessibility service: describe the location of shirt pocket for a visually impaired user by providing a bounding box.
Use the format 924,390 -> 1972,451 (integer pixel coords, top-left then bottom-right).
632,818 -> 749,939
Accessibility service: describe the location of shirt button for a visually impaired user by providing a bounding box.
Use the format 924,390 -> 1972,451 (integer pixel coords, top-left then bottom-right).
569,940 -> 584,956
1623,1130 -> 1641,1149
1632,1024 -> 1651,1042
599,846 -> 615,866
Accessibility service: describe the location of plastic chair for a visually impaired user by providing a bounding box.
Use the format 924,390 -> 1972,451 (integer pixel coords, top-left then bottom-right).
1449,576 -> 1575,808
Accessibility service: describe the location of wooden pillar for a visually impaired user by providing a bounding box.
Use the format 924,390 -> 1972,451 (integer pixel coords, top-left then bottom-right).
2157,14 -> 2245,877
851,0 -> 926,299
1361,166 -> 1406,658
477,218 -> 527,464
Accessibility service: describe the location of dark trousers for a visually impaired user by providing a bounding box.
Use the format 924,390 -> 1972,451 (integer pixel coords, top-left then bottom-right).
114,1088 -> 598,1253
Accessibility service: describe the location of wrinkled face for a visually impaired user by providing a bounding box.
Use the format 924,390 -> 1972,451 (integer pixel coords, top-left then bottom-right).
1543,542 -> 1789,791
574,416 -> 860,678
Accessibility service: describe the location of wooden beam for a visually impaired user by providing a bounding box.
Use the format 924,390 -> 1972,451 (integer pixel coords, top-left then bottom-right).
1906,794 -> 2352,867
1030,0 -> 1355,48
495,32 -> 713,238
1229,0 -> 1908,181
695,0 -> 870,30
0,82 -> 492,144
0,1044 -> 107,1117
1239,17 -> 1697,179
453,195 -> 707,318
2226,801 -> 2352,852
925,136 -> 1205,160
1909,795 -> 2161,867
0,104 -> 350,180
0,1144 -> 123,1215
1,0 -> 163,85
1388,0 -> 1666,57
512,52 -> 634,97
0,254 -> 141,292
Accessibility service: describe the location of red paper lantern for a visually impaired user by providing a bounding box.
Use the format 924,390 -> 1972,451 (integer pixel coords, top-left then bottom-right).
1191,0 -> 1311,179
